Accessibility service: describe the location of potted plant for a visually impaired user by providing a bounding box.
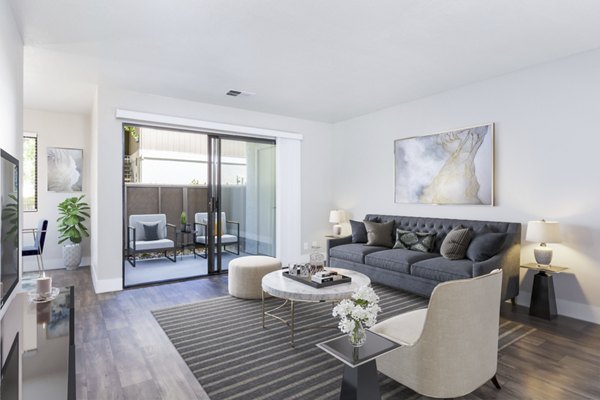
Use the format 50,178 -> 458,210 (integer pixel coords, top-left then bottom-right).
57,195 -> 90,270
180,211 -> 188,232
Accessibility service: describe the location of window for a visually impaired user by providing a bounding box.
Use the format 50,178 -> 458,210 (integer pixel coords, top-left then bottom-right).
23,134 -> 37,212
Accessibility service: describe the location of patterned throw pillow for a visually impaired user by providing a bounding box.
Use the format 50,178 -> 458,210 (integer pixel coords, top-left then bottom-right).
393,229 -> 436,253
440,225 -> 473,260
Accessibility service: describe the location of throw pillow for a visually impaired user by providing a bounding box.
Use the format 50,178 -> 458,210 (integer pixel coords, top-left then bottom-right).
466,232 -> 508,262
142,222 -> 160,241
393,229 -> 437,253
440,225 -> 473,260
363,220 -> 394,248
349,220 -> 368,243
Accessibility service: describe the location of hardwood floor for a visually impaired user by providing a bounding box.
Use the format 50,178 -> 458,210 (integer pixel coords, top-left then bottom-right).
45,267 -> 600,400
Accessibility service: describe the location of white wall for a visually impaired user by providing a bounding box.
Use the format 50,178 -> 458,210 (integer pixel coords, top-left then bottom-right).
332,48 -> 600,323
22,109 -> 91,272
91,87 -> 334,291
0,0 -> 23,390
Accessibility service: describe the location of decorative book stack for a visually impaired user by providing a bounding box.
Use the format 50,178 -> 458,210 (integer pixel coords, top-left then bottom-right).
311,270 -> 344,284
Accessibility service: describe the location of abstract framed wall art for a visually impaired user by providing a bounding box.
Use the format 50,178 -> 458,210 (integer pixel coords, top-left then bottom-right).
47,147 -> 83,192
394,123 -> 494,205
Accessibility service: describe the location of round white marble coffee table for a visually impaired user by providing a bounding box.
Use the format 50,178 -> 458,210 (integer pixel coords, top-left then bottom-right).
261,268 -> 371,346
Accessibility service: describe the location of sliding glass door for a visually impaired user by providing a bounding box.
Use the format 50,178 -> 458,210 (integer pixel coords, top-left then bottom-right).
122,124 -> 276,286
206,136 -> 276,274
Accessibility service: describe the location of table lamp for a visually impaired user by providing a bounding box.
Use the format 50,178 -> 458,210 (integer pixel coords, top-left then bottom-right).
526,220 -> 561,266
329,210 -> 345,236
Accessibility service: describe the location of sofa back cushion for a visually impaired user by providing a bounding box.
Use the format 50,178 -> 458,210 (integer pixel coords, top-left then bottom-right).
364,214 -> 520,256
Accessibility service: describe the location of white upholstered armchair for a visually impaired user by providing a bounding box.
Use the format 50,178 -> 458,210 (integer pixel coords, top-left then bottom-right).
370,269 -> 503,399
127,214 -> 177,267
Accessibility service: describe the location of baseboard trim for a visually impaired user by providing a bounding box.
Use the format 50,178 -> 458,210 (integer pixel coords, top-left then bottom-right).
23,256 -> 91,272
516,290 -> 600,324
90,263 -> 123,294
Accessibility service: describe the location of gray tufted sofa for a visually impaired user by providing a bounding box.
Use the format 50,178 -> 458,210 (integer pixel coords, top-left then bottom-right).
327,214 -> 521,302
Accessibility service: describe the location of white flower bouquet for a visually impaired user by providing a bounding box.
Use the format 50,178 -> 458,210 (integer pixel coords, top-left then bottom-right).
332,286 -> 381,346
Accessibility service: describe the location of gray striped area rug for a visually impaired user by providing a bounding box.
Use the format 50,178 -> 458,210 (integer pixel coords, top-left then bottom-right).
153,284 -> 534,400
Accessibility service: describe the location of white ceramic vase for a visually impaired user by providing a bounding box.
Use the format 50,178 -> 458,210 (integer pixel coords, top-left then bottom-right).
63,242 -> 82,270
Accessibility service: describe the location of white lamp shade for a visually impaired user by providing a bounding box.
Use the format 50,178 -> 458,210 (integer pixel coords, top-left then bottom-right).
329,210 -> 342,224
526,220 -> 561,243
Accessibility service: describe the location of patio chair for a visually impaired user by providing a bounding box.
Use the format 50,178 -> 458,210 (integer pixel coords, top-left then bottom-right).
127,214 -> 177,267
194,212 -> 240,258
22,219 -> 48,276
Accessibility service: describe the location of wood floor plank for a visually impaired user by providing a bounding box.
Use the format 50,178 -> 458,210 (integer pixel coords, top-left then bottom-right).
40,267 -> 599,400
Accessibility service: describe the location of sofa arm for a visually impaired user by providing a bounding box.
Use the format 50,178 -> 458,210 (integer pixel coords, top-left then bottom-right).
473,241 -> 520,301
327,235 -> 352,250
473,254 -> 503,277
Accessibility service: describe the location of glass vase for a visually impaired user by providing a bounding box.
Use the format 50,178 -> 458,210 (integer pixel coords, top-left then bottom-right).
348,321 -> 366,347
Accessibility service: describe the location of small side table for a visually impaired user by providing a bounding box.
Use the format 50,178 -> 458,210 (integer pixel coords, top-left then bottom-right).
317,330 -> 400,400
521,263 -> 568,320
176,230 -> 197,260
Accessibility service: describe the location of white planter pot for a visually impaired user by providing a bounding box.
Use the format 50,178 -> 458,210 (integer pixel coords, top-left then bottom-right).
63,243 -> 82,270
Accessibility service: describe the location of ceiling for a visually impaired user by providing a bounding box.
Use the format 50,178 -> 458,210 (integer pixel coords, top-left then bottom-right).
10,0 -> 600,122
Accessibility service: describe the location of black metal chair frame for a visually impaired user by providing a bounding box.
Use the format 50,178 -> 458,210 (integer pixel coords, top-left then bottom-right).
193,220 -> 240,259
126,223 -> 177,267
22,219 -> 48,276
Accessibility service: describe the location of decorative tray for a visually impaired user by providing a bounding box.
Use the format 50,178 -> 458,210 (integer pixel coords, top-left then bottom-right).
282,271 -> 352,288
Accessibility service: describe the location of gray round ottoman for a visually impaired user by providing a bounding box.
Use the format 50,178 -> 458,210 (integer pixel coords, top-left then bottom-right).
228,256 -> 282,299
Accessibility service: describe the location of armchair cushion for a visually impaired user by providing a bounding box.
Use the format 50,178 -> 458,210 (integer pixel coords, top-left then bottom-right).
129,239 -> 174,251
195,233 -> 238,245
370,308 -> 427,346
129,214 -> 168,241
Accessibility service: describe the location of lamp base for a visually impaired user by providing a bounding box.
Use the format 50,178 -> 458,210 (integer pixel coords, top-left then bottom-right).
332,224 -> 342,236
534,246 -> 553,266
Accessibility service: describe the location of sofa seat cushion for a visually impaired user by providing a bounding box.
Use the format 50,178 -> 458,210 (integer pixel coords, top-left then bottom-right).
411,257 -> 474,282
329,244 -> 388,264
364,249 -> 439,274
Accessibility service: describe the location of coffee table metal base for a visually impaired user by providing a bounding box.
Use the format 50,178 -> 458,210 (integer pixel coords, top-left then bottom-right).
340,361 -> 381,400
261,290 -> 336,346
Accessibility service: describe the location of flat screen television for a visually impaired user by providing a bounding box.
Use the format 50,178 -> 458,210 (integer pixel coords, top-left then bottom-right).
0,149 -> 19,309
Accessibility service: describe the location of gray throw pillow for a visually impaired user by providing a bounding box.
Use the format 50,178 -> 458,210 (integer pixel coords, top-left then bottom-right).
393,229 -> 437,253
142,222 -> 160,241
440,225 -> 473,260
466,232 -> 508,262
363,220 -> 394,248
350,220 -> 368,243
